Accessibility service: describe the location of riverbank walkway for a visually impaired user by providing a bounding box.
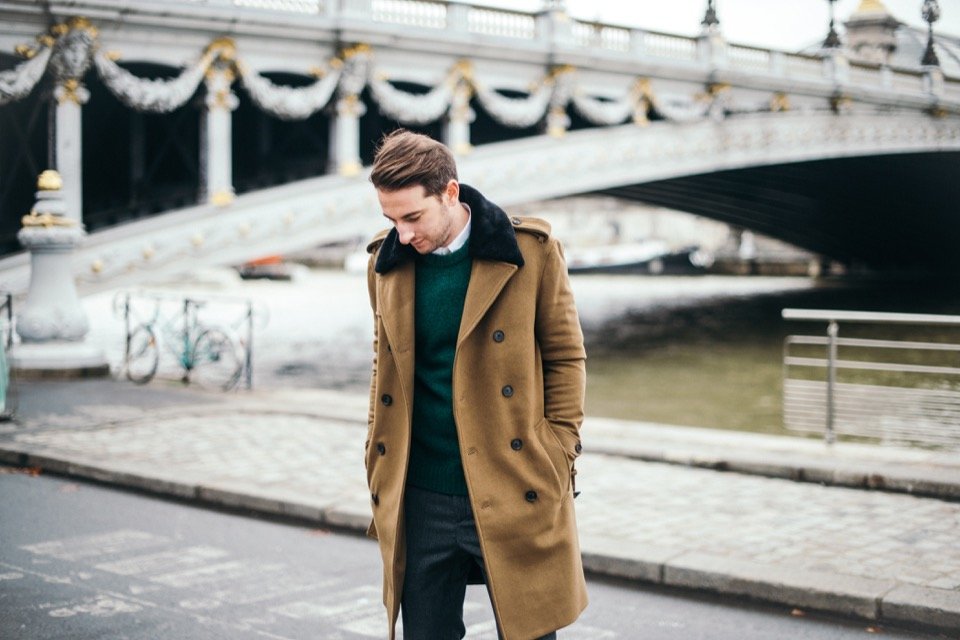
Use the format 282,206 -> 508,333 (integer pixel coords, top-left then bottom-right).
1,378 -> 958,635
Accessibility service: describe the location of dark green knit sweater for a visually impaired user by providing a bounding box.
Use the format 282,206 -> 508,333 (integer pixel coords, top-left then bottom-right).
407,243 -> 472,495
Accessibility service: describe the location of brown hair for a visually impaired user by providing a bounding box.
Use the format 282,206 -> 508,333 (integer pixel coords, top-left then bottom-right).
369,129 -> 458,197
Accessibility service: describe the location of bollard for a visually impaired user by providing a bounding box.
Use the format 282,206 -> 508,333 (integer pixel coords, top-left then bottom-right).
10,170 -> 108,377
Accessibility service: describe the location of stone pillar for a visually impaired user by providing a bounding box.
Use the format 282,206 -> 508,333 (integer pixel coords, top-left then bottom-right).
328,44 -> 370,177
444,77 -> 474,155
823,50 -> 849,85
697,31 -> 727,68
546,66 -> 574,138
924,65 -> 944,98
49,17 -> 97,225
53,81 -> 89,224
697,1 -> 726,68
200,43 -> 238,206
536,2 -> 574,48
10,171 -> 108,377
330,95 -> 365,176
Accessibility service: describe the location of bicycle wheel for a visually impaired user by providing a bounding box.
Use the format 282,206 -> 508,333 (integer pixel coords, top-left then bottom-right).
189,329 -> 242,391
126,325 -> 159,384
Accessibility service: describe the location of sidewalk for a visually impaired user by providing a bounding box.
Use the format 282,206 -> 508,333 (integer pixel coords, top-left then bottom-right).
2,378 -> 958,634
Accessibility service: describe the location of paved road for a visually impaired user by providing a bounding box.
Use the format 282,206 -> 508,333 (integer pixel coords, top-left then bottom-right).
0,470 -> 945,640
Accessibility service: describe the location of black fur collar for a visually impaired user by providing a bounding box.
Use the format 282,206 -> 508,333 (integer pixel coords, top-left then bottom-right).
374,183 -> 524,274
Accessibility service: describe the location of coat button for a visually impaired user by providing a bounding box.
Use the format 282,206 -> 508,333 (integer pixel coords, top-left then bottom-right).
377,442 -> 386,455
501,385 -> 514,398
575,442 -> 582,454
371,493 -> 379,506
510,438 -> 523,451
381,394 -> 392,406
524,490 -> 538,503
492,330 -> 505,343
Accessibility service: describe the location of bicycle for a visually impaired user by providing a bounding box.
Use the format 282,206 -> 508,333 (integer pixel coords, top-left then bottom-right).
118,294 -> 244,391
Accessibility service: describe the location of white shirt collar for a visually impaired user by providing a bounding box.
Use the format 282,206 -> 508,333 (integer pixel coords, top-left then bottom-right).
432,204 -> 471,255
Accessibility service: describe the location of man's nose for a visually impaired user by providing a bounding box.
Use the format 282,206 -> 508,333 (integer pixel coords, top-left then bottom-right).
397,225 -> 415,244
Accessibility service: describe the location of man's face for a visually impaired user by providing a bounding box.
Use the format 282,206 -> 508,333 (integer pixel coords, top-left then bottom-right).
378,182 -> 459,255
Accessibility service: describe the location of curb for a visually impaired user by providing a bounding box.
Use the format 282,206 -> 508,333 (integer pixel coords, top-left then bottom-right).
3,446 -> 958,635
586,443 -> 960,501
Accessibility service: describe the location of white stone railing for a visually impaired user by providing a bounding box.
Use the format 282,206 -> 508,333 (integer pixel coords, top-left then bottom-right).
848,62 -> 884,88
892,69 -> 926,94
371,0 -> 446,29
945,78 -> 960,102
727,44 -> 772,73
467,7 -> 536,39
185,0 -> 327,12
570,22 -> 631,52
783,54 -> 826,81
641,30 -> 698,61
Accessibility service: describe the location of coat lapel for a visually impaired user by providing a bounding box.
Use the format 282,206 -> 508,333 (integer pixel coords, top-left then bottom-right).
458,260 -> 518,347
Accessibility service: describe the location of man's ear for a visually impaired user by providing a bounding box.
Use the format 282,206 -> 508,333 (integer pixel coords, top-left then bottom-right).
444,179 -> 460,205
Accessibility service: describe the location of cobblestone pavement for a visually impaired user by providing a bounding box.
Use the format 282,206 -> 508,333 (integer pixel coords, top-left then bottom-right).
2,403 -> 959,632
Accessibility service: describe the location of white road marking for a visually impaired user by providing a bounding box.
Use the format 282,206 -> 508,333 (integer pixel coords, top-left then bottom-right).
21,529 -> 169,561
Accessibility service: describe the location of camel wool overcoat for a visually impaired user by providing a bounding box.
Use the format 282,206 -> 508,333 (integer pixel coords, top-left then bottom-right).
364,184 -> 588,640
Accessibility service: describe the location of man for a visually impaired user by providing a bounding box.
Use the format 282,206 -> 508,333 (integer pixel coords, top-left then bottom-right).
364,129 -> 587,640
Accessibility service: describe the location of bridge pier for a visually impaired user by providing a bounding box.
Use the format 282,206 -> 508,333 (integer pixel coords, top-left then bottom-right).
10,171 -> 108,378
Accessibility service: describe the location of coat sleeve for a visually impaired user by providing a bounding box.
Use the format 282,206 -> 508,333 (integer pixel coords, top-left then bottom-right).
366,252 -> 379,452
535,238 -> 586,461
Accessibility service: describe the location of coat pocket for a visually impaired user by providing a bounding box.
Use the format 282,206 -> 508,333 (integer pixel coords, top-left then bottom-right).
536,417 -> 572,496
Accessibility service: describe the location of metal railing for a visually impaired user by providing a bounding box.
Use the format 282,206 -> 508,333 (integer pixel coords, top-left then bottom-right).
782,308 -> 960,448
0,293 -> 13,419
114,292 -> 265,391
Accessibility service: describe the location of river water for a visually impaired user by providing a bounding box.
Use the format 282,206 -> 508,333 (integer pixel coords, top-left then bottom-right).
83,268 -> 960,438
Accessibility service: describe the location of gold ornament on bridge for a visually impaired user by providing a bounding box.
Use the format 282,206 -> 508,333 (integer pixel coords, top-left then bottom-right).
22,171 -> 76,228
769,92 -> 791,112
14,44 -> 36,59
57,78 -> 84,105
204,36 -> 237,62
340,43 -> 372,59
37,170 -> 63,192
855,0 -> 889,14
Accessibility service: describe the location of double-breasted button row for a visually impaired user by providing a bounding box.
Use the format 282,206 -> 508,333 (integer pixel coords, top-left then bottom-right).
376,442 -> 387,455
381,394 -> 392,406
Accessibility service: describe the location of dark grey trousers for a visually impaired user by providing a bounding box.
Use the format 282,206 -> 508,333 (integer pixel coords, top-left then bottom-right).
401,485 -> 558,640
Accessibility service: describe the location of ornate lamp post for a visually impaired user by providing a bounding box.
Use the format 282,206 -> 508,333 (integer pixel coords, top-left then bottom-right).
921,0 -> 941,66
823,0 -> 842,48
11,171 -> 108,377
701,0 -> 720,29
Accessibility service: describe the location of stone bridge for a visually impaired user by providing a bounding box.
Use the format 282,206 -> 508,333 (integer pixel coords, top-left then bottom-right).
1,0 -> 958,293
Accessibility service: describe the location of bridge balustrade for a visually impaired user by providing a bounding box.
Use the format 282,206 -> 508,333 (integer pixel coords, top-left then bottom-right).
372,0 -> 446,29
641,31 -> 699,61
467,7 -> 536,39
186,0 -> 327,12
569,23 -> 631,52
848,63 -> 885,88
726,45 -> 772,73
892,70 -> 927,94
